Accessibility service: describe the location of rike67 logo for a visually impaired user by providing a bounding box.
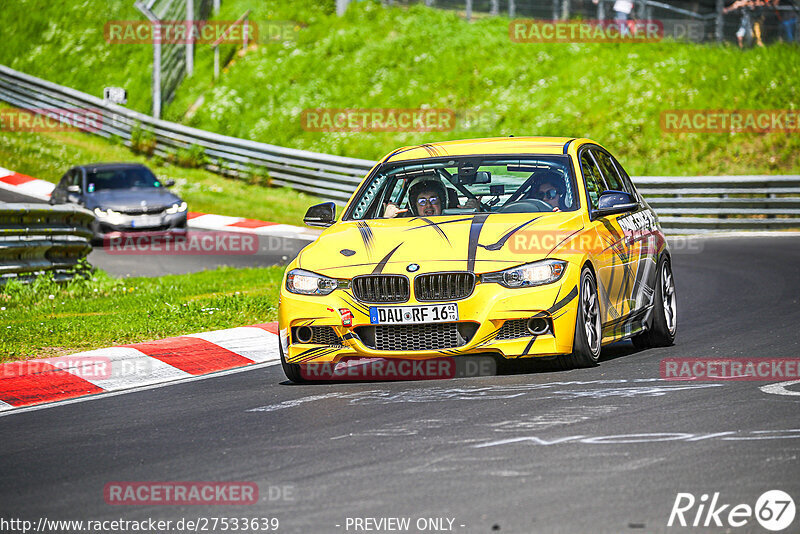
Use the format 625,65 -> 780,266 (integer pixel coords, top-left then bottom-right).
668,490 -> 796,531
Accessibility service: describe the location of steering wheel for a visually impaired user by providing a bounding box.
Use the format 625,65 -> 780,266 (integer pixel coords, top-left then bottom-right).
496,199 -> 554,213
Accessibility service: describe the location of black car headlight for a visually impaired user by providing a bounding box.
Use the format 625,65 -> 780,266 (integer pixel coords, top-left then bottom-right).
481,259 -> 567,288
286,269 -> 343,296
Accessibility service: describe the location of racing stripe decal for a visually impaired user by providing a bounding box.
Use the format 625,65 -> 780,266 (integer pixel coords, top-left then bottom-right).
340,295 -> 371,316
538,285 -> 578,317
522,337 -> 537,355
372,243 -> 404,274
466,213 -> 490,272
408,217 -> 454,245
479,217 -> 540,252
356,221 -> 375,256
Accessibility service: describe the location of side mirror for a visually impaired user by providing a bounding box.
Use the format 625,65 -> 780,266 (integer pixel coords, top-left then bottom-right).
162,179 -> 175,187
66,185 -> 81,193
594,190 -> 638,217
303,202 -> 336,228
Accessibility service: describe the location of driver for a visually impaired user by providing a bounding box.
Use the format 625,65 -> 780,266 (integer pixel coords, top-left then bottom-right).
384,177 -> 447,218
528,170 -> 568,212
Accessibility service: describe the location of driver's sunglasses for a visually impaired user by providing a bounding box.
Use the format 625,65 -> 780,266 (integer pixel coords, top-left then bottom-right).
416,196 -> 439,206
535,188 -> 559,200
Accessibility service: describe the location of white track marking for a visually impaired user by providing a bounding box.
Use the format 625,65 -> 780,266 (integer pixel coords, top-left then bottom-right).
0,400 -> 13,412
0,359 -> 281,418
187,214 -> 244,227
0,167 -> 14,178
760,380 -> 800,396
186,328 -> 280,363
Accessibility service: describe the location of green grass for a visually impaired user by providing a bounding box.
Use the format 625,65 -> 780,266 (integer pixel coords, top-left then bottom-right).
0,103 -> 318,226
3,1 -> 798,176
0,266 -> 283,362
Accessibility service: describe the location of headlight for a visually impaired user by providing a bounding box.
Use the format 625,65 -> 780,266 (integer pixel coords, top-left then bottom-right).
481,259 -> 567,288
165,201 -> 187,214
93,207 -> 120,218
286,269 -> 342,296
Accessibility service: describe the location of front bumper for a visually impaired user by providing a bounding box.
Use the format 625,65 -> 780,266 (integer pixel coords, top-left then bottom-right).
279,264 -> 581,364
91,212 -> 188,239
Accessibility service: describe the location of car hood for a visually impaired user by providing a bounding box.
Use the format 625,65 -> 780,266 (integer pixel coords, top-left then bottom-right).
84,189 -> 182,211
297,212 -> 586,277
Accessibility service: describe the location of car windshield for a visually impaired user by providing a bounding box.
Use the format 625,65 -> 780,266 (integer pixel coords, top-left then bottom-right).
346,156 -> 578,220
86,167 -> 162,192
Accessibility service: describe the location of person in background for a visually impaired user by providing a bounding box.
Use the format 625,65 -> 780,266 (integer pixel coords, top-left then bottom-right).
752,0 -> 768,46
593,0 -> 635,36
725,0 -> 755,48
772,0 -> 798,42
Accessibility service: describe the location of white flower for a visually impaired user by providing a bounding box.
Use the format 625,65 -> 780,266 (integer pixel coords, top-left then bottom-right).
48,294 -> 55,300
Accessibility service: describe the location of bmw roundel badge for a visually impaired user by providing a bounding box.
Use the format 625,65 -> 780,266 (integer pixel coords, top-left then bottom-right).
407,263 -> 420,273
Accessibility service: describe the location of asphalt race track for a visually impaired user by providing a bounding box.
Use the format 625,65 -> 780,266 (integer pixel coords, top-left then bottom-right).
88,235 -> 309,277
1,235 -> 799,533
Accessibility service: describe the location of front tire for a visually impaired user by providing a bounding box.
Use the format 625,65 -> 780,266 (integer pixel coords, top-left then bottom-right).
279,338 -> 307,383
556,267 -> 602,370
632,257 -> 677,349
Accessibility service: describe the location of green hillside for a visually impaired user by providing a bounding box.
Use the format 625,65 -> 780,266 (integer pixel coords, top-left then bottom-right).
2,0 -> 798,176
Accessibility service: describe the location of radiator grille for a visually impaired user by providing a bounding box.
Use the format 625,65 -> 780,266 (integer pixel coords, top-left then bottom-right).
414,272 -> 475,301
352,275 -> 409,303
355,322 -> 475,351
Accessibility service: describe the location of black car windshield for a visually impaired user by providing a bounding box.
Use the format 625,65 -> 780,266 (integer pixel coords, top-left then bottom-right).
346,155 -> 579,220
86,167 -> 162,192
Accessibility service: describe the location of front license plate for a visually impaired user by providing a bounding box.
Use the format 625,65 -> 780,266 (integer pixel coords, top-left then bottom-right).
131,215 -> 162,228
369,304 -> 458,325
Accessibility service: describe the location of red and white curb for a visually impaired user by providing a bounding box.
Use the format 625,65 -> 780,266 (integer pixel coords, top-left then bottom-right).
0,165 -> 320,241
0,166 -> 53,200
187,212 -> 320,241
0,322 -> 280,414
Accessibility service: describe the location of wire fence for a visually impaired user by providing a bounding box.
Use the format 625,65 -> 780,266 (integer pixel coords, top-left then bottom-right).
380,0 -> 800,43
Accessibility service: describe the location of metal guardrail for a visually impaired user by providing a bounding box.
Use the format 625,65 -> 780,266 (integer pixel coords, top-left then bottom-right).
0,204 -> 94,284
0,65 -> 798,233
635,175 -> 800,233
0,64 -> 376,203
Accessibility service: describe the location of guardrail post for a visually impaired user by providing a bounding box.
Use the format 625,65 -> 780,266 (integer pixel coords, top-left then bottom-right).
135,1 -> 162,119
490,0 -> 499,16
509,0 -> 515,18
336,0 -> 349,16
715,0 -> 724,42
465,0 -> 472,21
186,0 -> 194,77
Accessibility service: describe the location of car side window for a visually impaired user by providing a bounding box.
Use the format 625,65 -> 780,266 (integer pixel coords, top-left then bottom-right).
69,170 -> 81,190
610,155 -> 637,196
580,151 -> 605,209
592,149 -> 628,194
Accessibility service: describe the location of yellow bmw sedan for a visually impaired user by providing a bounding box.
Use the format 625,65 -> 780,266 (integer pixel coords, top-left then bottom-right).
278,137 -> 677,382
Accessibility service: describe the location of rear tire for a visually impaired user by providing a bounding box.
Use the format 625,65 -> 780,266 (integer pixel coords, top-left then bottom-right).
556,267 -> 602,370
632,256 -> 677,349
279,337 -> 307,383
